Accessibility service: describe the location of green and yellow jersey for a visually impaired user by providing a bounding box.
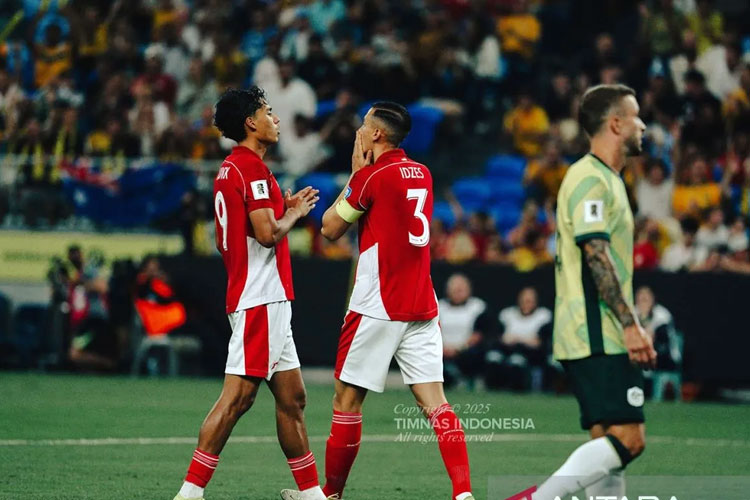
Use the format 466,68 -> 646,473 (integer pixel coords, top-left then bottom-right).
553,153 -> 634,360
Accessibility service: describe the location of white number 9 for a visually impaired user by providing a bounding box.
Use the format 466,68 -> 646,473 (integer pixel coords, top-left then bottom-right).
407,188 -> 429,247
215,191 -> 228,251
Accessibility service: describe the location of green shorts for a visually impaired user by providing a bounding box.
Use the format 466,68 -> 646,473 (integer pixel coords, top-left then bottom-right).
561,353 -> 645,430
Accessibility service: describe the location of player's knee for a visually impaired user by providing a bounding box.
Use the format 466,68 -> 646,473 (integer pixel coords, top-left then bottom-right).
278,389 -> 307,418
626,433 -> 646,457
224,390 -> 256,418
622,425 -> 646,458
606,427 -> 645,466
332,391 -> 362,413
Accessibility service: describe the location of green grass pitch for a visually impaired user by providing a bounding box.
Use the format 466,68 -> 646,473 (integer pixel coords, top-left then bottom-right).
1,373 -> 749,499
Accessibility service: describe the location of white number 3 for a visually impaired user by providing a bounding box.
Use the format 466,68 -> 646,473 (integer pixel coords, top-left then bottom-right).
407,188 -> 430,247
215,191 -> 228,251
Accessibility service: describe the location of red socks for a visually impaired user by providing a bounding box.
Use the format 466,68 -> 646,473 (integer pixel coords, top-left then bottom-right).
429,403 -> 472,498
185,448 -> 320,493
287,451 -> 320,491
185,449 -> 219,487
322,410 -> 362,497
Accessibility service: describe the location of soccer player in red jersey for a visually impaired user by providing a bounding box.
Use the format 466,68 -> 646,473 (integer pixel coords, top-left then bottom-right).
173,87 -> 326,500
282,102 -> 474,500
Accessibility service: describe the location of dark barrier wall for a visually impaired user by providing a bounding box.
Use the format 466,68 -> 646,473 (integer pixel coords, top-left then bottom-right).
162,256 -> 750,385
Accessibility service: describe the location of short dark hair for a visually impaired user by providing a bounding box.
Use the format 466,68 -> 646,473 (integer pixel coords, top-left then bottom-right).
214,87 -> 266,142
371,101 -> 411,146
578,84 -> 636,137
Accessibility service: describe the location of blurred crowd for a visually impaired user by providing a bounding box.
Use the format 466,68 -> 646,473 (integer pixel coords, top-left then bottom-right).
438,273 -> 682,399
1,0 -> 750,272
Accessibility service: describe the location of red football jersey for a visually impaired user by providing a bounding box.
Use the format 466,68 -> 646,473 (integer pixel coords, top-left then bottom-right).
213,146 -> 294,313
342,148 -> 438,321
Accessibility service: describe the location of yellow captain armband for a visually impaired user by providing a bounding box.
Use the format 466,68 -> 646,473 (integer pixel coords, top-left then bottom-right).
335,199 -> 364,223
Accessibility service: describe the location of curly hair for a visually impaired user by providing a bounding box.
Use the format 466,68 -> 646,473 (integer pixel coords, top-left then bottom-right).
213,87 -> 267,142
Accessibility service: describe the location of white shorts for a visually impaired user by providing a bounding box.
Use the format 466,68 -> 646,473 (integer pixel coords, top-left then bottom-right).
225,301 -> 300,380
334,311 -> 443,393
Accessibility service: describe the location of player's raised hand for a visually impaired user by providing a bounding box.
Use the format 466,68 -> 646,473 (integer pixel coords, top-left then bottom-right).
352,129 -> 373,173
624,324 -> 657,369
285,186 -> 320,217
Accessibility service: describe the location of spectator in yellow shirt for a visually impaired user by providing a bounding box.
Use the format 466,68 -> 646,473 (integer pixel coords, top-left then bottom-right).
524,139 -> 569,201
503,91 -> 550,158
723,63 -> 750,126
34,24 -> 72,88
153,0 -> 183,38
496,0 -> 541,60
509,230 -> 553,272
686,0 -> 723,56
672,155 -> 722,218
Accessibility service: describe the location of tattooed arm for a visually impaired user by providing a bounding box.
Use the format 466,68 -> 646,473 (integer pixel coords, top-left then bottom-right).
582,238 -> 656,367
581,238 -> 636,328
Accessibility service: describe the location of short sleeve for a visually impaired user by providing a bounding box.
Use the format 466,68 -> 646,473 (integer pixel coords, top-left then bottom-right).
568,175 -> 611,244
241,164 -> 274,213
336,167 -> 375,221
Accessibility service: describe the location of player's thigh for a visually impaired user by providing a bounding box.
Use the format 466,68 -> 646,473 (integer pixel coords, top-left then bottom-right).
395,316 -> 444,387
267,301 -> 300,379
562,353 -> 645,431
335,311 -> 404,393
225,305 -> 274,379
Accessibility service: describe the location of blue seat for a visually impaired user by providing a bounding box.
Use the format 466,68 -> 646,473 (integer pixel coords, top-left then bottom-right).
485,154 -> 526,180
296,172 -> 339,197
358,102 -> 444,154
432,201 -> 456,228
315,99 -> 337,120
401,104 -> 444,154
488,181 -> 525,205
489,203 -> 522,233
452,177 -> 491,212
296,172 -> 340,222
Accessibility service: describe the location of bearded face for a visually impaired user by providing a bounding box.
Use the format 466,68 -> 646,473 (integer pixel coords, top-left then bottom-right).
624,129 -> 643,157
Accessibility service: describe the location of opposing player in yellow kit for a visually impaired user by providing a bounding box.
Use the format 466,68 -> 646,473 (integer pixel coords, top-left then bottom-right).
532,84 -> 657,499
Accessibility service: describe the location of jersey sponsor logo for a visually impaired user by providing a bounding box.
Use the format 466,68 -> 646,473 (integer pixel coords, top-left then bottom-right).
217,166 -> 230,180
627,386 -> 644,407
250,180 -> 270,200
345,186 -> 352,199
399,166 -> 424,179
583,200 -> 604,223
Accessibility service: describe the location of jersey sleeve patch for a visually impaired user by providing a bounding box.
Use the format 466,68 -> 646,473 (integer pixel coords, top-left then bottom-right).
583,200 -> 604,223
250,180 -> 270,200
569,175 -> 610,239
335,199 -> 364,223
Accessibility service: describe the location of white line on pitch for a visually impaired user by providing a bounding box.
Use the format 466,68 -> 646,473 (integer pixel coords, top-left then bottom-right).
0,434 -> 748,448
